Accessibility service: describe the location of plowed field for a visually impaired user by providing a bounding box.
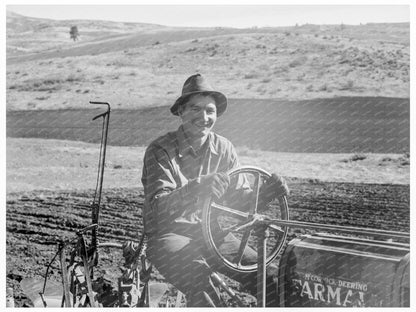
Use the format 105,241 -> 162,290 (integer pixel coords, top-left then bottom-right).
6,182 -> 410,307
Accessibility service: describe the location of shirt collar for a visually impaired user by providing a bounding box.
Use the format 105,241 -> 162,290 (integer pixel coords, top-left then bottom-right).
177,126 -> 218,158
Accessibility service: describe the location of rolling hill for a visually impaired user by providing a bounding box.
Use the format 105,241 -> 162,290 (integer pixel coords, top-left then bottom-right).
6,11 -> 409,111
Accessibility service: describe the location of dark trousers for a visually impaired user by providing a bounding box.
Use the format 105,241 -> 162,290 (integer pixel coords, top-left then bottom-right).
147,225 -> 278,307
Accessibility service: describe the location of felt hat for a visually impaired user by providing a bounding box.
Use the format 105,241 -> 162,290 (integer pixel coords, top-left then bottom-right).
170,74 -> 227,116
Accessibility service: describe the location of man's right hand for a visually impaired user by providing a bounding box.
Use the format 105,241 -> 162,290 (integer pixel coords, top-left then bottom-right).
197,172 -> 230,200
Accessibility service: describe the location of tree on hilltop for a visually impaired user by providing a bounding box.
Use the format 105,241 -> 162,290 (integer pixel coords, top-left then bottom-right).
70,26 -> 79,41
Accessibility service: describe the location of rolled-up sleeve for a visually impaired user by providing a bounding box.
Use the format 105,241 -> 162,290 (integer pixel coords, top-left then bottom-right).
220,142 -> 252,208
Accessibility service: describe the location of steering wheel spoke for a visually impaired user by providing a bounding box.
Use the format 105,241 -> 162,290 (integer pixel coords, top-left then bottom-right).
211,202 -> 249,220
233,229 -> 252,266
216,219 -> 254,240
252,171 -> 261,214
269,223 -> 286,236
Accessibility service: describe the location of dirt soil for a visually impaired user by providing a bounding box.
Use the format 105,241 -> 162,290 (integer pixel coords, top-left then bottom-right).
6,181 -> 409,307
5,136 -> 410,307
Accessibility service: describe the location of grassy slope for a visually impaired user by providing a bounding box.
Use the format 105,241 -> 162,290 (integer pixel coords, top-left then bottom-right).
6,12 -> 410,110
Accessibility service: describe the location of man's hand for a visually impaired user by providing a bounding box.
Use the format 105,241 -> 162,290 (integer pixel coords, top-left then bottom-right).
197,172 -> 230,200
259,173 -> 289,206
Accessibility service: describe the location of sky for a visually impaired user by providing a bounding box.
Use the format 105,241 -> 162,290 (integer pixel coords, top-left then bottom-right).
5,2 -> 411,28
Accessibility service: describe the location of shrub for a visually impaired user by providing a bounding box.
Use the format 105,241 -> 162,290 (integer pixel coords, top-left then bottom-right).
35,96 -> 50,100
400,160 -> 410,166
318,83 -> 328,91
339,79 -> 354,90
399,152 -> 410,166
381,156 -> 393,162
350,153 -> 367,161
289,56 -> 307,68
66,75 -> 83,82
340,153 -> 367,163
243,73 -> 258,79
185,47 -> 197,53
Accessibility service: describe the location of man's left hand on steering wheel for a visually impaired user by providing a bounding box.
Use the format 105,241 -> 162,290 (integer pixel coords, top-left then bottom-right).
258,173 -> 289,209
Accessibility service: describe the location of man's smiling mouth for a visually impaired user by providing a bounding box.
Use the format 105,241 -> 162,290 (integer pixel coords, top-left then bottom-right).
194,122 -> 211,128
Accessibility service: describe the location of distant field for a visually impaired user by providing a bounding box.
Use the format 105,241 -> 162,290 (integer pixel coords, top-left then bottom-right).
6,28 -> 277,64
6,97 -> 409,153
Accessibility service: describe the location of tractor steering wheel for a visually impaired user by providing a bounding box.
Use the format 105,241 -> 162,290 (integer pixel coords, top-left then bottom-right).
201,166 -> 289,273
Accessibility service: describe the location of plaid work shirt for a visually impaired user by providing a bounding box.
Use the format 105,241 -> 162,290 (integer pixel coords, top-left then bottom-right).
142,126 -> 240,235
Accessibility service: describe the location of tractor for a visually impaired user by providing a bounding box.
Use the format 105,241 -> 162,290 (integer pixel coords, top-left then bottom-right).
18,102 -> 410,307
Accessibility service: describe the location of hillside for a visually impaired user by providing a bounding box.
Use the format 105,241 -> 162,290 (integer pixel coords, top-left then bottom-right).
6,11 -> 410,110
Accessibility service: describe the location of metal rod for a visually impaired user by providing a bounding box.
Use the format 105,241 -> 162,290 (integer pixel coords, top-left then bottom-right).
79,234 -> 97,307
39,293 -> 47,308
210,272 -> 245,307
253,171 -> 261,213
76,224 -> 98,235
59,245 -> 72,307
98,242 -> 123,249
41,243 -> 63,295
256,226 -> 268,307
233,229 -> 251,266
263,219 -> 409,239
89,101 -> 111,208
89,101 -> 111,269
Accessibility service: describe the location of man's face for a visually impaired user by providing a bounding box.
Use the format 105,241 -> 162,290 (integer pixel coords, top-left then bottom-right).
179,94 -> 217,139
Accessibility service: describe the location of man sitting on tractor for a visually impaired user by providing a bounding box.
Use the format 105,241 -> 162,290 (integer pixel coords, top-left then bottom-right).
141,74 -> 289,307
